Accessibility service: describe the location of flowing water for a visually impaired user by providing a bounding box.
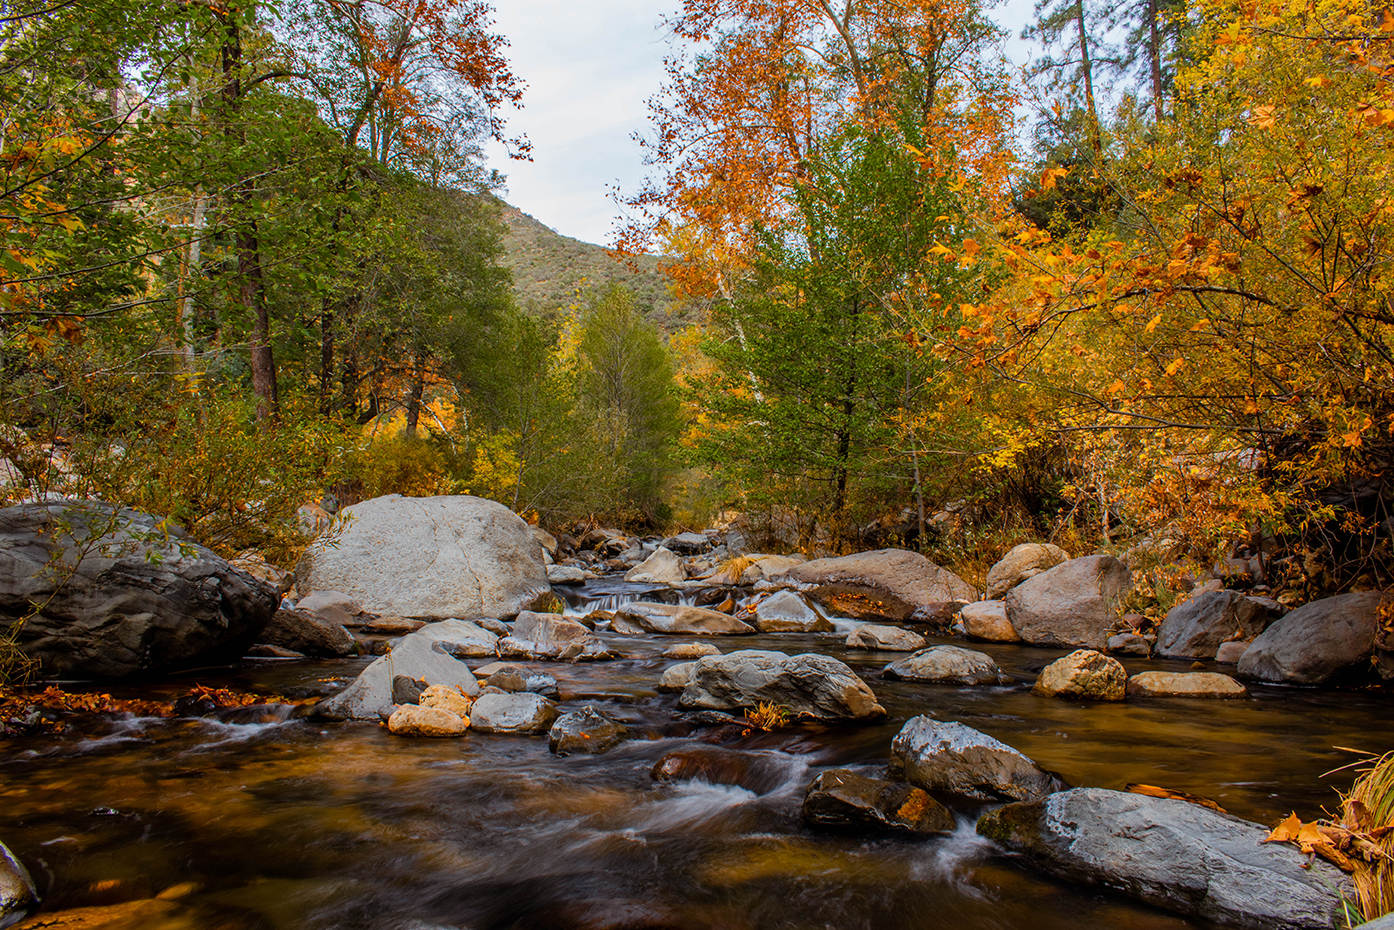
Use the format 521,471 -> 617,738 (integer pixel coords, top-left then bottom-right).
2,579 -> 1389,930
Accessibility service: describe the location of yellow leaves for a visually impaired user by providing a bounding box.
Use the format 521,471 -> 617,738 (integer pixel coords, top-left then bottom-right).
1303,75 -> 1332,89
1215,21 -> 1250,46
1040,165 -> 1069,191
1354,100 -> 1394,126
1249,105 -> 1278,130
1107,379 -> 1128,396
1146,315 -> 1162,333
1263,811 -> 1391,872
1165,357 -> 1187,377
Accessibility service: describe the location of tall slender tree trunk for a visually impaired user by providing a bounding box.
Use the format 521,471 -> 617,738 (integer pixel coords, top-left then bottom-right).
1147,0 -> 1164,120
405,352 -> 425,438
1074,0 -> 1103,158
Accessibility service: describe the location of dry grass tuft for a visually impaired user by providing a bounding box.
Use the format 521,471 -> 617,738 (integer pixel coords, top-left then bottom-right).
742,702 -> 790,731
1346,750 -> 1394,921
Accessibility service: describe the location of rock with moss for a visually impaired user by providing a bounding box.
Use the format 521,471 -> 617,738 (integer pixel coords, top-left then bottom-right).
1033,650 -> 1128,701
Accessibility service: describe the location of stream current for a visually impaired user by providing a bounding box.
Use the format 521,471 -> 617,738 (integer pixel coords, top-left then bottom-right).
2,578 -> 1389,930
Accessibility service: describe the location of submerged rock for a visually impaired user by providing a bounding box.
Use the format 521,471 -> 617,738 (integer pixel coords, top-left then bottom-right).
651,746 -> 792,794
2,501 -> 279,679
802,768 -> 955,835
883,645 -> 1005,685
889,716 -> 1063,802
977,787 -> 1351,930
845,624 -> 926,652
678,650 -> 885,720
549,706 -> 625,755
1033,650 -> 1127,701
295,494 -> 549,619
1005,555 -> 1131,650
1127,671 -> 1248,698
663,642 -> 721,659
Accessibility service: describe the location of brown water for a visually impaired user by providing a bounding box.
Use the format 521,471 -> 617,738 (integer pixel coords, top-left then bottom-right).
2,582 -> 1389,930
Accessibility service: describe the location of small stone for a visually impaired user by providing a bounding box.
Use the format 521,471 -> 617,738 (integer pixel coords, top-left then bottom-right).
246,644 -> 305,658
391,676 -> 426,705
361,616 -> 425,635
1,839 -> 39,927
469,692 -> 560,734
485,665 -> 560,698
802,768 -> 955,835
387,704 -> 468,737
1126,671 -> 1248,698
663,642 -> 721,659
548,706 -> 625,755
419,684 -> 474,717
1033,650 -> 1127,701
1107,632 -> 1151,656
883,645 -> 1005,685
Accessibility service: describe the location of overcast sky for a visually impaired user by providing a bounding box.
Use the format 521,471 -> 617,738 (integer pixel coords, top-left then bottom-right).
483,0 -> 1038,247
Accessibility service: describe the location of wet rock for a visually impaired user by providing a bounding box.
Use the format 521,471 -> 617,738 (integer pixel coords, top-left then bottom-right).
884,646 -> 1005,685
678,650 -> 885,720
514,611 -> 594,645
295,590 -> 367,627
802,768 -> 955,835
546,565 -> 589,585
663,642 -> 721,659
1215,640 -> 1249,665
387,704 -> 468,737
485,665 -> 559,698
1107,632 -> 1151,656
392,675 -> 426,705
1155,590 -> 1277,659
985,543 -> 1071,599
312,619 -> 491,719
752,591 -> 834,633
495,635 -> 611,662
1005,555 -> 1132,650
260,608 -> 355,657
469,692 -> 559,734
844,624 -> 926,651
549,706 -> 625,755
295,494 -> 550,619
1,839 -> 38,927
778,548 -> 975,625
659,661 -> 696,692
612,602 -> 755,636
470,616 -> 511,637
624,546 -> 686,584
1127,671 -> 1248,698
2,501 -> 280,680
889,716 -> 1063,802
359,615 -> 425,635
661,532 -> 712,555
245,644 -> 304,658
960,600 -> 1020,642
976,787 -> 1351,930
1033,649 -> 1127,701
651,746 -> 791,794
1238,591 -> 1393,685
419,683 -> 474,717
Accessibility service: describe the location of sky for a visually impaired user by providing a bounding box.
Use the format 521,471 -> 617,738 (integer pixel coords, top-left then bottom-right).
483,0 -> 1039,247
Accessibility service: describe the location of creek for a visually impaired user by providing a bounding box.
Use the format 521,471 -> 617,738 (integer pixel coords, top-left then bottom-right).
1,578 -> 1388,930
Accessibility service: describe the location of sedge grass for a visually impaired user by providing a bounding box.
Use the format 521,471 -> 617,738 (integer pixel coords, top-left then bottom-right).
1344,750 -> 1394,921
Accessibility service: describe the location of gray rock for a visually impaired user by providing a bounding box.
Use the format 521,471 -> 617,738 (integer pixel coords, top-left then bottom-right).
531,525 -> 558,557
1108,632 -> 1152,656
2,501 -> 279,679
0,839 -> 38,928
778,548 -> 976,624
1216,640 -> 1250,665
1033,649 -> 1127,701
1238,591 -> 1392,685
546,565 -> 589,585
753,591 -> 834,632
1357,915 -> 1394,929
985,543 -> 1071,599
485,665 -> 559,698
1156,590 -> 1277,659
845,624 -> 926,651
312,619 -> 492,719
513,611 -> 593,645
661,532 -> 712,555
245,644 -> 304,658
470,691 -> 560,734
294,590 -> 366,627
884,645 -> 1005,685
1004,555 -> 1132,650
392,675 -> 426,705
658,661 -> 696,692
739,554 -> 806,584
260,608 -> 355,657
612,601 -> 755,635
624,546 -> 686,584
295,494 -> 549,619
662,642 -> 721,659
678,650 -> 885,720
977,787 -> 1351,930
960,599 -> 1020,641
802,768 -> 955,835
548,706 -> 625,755
888,716 -> 1063,802
1127,671 -> 1248,698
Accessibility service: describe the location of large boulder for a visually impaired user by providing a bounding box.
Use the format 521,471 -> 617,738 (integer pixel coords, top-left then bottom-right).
1032,649 -> 1127,701
1238,591 -> 1393,685
883,645 -> 1005,685
888,716 -> 1063,802
845,624 -> 926,652
752,591 -> 834,633
802,769 -> 955,835
1,501 -> 278,679
624,547 -> 685,584
1155,590 -> 1277,659
258,609 -> 355,657
295,495 -> 549,619
777,549 -> 975,625
612,602 -> 755,636
678,650 -> 885,720
312,619 -> 492,719
985,543 -> 1071,599
1004,555 -> 1132,650
977,788 -> 1351,930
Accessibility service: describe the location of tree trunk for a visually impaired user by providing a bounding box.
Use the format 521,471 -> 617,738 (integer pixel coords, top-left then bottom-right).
405,353 -> 425,437
1147,0 -> 1164,120
1074,0 -> 1103,158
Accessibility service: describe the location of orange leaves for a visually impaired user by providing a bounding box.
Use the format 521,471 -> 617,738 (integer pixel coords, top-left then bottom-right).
1249,105 -> 1278,129
1354,100 -> 1394,126
1264,811 -> 1392,872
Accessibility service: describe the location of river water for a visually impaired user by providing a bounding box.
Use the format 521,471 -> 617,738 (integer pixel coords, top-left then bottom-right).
1,579 -> 1389,930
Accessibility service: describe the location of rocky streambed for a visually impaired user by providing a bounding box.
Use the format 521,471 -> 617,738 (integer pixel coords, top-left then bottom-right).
0,575 -> 1389,930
